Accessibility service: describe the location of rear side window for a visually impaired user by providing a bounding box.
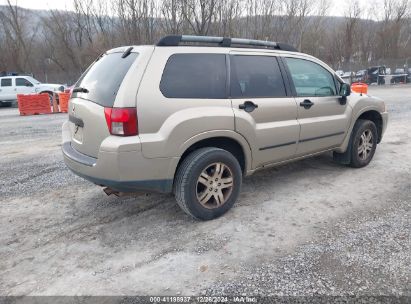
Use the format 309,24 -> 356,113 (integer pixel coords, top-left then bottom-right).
160,54 -> 227,99
1,78 -> 12,87
285,58 -> 337,97
230,55 -> 286,98
73,52 -> 138,107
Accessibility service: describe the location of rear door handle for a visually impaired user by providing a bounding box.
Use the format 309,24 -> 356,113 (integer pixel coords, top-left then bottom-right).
239,101 -> 258,113
300,99 -> 314,109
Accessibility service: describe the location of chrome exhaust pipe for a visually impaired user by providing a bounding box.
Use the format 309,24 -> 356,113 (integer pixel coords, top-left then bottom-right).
103,187 -> 120,196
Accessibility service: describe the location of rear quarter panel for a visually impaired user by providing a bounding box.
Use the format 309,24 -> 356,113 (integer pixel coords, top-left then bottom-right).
114,46 -> 155,108
136,47 -> 239,159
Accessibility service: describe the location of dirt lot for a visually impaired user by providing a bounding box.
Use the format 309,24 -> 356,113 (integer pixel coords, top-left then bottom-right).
0,85 -> 410,297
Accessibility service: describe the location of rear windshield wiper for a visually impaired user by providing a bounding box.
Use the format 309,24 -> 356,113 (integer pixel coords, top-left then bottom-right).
122,46 -> 133,58
72,87 -> 89,93
95,52 -> 105,62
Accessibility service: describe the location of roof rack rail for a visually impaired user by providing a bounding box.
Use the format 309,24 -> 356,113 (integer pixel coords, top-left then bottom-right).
156,35 -> 298,52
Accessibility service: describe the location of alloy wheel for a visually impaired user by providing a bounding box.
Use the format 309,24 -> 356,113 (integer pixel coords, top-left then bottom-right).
196,162 -> 234,209
358,129 -> 374,160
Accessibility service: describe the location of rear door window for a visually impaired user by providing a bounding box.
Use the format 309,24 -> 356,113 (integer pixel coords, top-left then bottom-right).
1,78 -> 12,87
73,52 -> 138,107
230,55 -> 287,98
160,54 -> 227,99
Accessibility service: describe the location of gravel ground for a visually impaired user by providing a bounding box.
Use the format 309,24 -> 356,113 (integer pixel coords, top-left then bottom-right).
0,85 -> 410,297
206,200 -> 410,296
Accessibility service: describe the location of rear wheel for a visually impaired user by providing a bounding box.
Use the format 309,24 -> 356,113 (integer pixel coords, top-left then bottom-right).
41,91 -> 54,105
174,147 -> 242,220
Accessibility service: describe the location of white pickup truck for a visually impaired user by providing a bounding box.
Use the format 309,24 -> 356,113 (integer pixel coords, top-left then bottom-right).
0,76 -> 65,107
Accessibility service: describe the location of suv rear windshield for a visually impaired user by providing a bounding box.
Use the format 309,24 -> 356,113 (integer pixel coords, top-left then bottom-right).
73,52 -> 138,107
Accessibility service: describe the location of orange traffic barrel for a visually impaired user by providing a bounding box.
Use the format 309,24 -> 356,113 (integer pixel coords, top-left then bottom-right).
351,82 -> 368,94
58,92 -> 70,113
17,93 -> 52,116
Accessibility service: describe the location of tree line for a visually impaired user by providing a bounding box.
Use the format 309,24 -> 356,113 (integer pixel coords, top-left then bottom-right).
0,0 -> 410,84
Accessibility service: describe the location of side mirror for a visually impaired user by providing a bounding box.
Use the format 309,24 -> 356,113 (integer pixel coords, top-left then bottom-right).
340,83 -> 351,97
338,83 -> 350,105
25,82 -> 33,87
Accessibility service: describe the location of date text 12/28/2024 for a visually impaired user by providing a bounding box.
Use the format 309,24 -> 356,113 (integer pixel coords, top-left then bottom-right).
150,296 -> 258,303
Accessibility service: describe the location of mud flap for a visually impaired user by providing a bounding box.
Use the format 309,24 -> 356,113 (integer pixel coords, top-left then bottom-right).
333,149 -> 351,164
333,133 -> 353,165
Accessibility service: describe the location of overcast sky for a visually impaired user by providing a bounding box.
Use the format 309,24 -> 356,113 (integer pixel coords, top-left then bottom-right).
0,0 -> 71,11
0,0 -> 373,18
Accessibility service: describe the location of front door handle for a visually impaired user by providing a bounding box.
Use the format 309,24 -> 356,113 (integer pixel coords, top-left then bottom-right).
300,99 -> 314,109
239,101 -> 258,113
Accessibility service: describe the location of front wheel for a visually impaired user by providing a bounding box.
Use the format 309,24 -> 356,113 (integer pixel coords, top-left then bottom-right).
174,147 -> 242,220
349,119 -> 378,168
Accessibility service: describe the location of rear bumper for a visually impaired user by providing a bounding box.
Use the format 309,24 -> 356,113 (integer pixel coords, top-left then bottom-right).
62,142 -> 96,167
62,122 -> 178,193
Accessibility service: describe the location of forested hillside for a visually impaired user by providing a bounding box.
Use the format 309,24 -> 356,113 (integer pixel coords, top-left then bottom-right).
0,0 -> 410,84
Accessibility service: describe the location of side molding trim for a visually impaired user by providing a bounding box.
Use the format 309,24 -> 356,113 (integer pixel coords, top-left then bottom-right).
299,131 -> 345,143
259,141 -> 296,151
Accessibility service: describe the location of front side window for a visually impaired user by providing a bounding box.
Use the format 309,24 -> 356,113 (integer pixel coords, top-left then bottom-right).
230,55 -> 286,98
1,78 -> 12,87
160,54 -> 227,99
16,78 -> 33,87
334,76 -> 342,95
285,58 -> 337,97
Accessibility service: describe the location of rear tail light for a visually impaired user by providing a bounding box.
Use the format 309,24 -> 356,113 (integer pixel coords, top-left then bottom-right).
104,107 -> 138,136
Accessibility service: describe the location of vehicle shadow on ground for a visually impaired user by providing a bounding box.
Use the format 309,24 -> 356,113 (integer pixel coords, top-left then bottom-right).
61,151 -> 350,247
3,149 -> 350,251
88,151 -> 344,216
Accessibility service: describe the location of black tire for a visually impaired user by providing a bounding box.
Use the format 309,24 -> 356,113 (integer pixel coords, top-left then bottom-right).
0,101 -> 12,107
349,119 -> 378,168
48,93 -> 54,105
174,147 -> 242,220
41,92 -> 54,105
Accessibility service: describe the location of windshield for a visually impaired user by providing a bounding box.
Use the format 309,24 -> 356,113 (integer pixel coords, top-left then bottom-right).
73,52 -> 138,107
26,76 -> 41,84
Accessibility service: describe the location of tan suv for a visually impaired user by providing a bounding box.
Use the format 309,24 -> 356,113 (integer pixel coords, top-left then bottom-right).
62,35 -> 388,220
